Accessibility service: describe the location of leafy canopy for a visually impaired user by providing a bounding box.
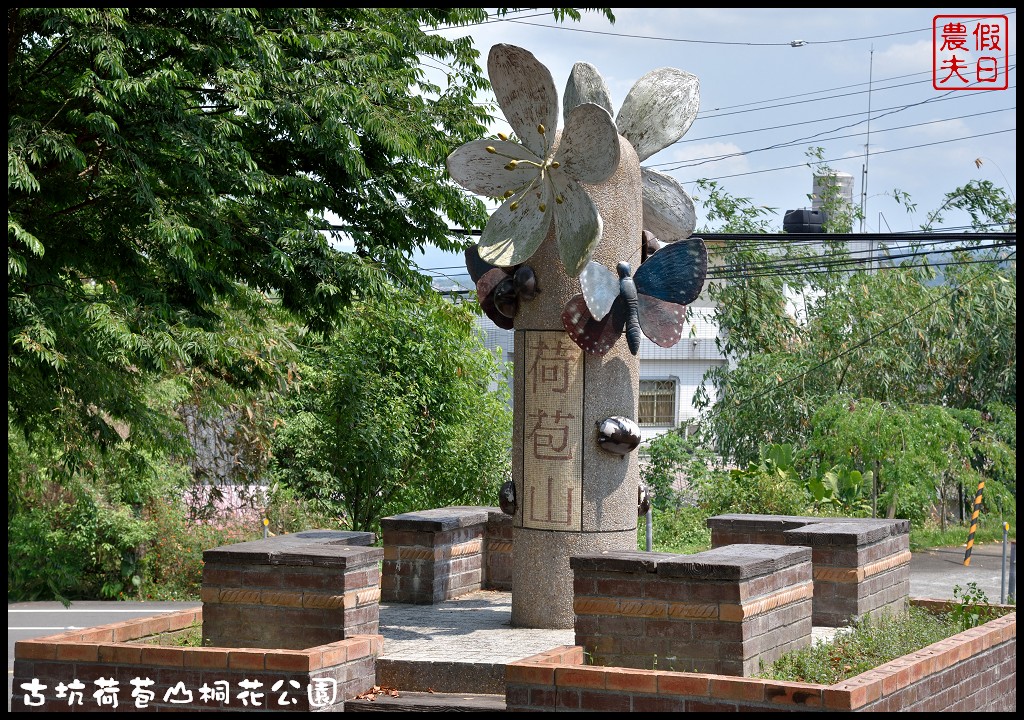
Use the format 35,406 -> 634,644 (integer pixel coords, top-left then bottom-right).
9,8 -> 609,460
270,285 -> 513,534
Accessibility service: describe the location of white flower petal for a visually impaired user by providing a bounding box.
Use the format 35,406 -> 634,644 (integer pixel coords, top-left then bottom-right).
617,68 -> 699,161
563,62 -> 614,122
580,261 -> 619,321
555,104 -> 620,185
488,44 -> 559,160
478,183 -> 553,268
641,168 -> 696,242
446,139 -> 542,197
551,173 -> 603,276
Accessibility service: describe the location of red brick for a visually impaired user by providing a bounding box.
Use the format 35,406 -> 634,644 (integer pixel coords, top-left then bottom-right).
763,681 -> 823,707
343,636 -> 372,659
506,663 -> 555,685
56,643 -> 100,662
319,644 -> 348,667
184,647 -> 230,669
605,667 -> 658,694
77,628 -> 115,643
556,666 -> 607,689
98,644 -> 142,664
167,610 -> 200,630
140,646 -> 184,667
14,641 -> 57,661
228,650 -> 266,670
708,676 -> 765,702
656,672 -> 711,697
265,650 -> 315,672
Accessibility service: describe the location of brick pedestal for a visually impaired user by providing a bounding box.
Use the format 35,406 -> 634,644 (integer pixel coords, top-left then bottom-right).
785,520 -> 911,626
707,515 -> 911,626
484,511 -> 513,591
571,545 -> 813,676
381,506 -> 492,604
201,530 -> 381,650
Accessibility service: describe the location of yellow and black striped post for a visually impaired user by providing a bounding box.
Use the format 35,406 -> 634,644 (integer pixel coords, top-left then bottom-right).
964,480 -> 985,566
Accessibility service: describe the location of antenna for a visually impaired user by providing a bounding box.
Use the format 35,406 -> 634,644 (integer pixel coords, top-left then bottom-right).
860,46 -> 874,236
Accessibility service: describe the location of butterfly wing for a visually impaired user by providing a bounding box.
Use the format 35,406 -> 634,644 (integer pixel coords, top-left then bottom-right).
562,293 -> 627,355
632,236 -> 707,306
637,294 -> 687,348
579,261 -> 620,321
477,267 -> 515,330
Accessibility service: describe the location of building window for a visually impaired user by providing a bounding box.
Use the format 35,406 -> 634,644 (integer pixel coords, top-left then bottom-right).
638,380 -> 676,426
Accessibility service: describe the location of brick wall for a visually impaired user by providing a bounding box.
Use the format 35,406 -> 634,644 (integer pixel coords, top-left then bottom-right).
484,510 -> 513,590
505,608 -> 1016,712
11,609 -> 381,712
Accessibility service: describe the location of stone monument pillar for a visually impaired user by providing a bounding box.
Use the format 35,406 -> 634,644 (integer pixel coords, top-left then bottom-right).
509,139 -> 642,628
447,44 -> 703,629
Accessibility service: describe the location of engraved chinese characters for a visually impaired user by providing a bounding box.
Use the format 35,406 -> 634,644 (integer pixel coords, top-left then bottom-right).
523,332 -> 583,531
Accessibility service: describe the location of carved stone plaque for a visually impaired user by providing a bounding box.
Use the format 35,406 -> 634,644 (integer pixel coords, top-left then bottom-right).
522,331 -> 583,531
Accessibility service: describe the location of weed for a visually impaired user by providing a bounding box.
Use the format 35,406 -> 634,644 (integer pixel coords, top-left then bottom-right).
949,582 -> 1000,631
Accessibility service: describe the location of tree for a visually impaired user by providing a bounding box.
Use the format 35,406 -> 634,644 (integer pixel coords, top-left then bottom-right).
692,179 -> 1015,467
8,7 -> 613,468
269,285 -> 513,533
7,7 -> 613,599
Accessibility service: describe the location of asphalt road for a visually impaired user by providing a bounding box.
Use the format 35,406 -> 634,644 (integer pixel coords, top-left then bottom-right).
8,541 -> 1015,710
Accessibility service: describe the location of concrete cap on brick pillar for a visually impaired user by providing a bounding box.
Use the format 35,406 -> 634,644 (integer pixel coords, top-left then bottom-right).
569,550 -> 674,574
656,544 -> 812,580
203,530 -> 380,566
784,519 -> 910,547
381,506 -> 495,532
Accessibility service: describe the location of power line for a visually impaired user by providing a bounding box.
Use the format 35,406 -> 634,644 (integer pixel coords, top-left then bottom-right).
680,128 -> 1015,181
502,17 -> 934,47
669,106 -> 1015,169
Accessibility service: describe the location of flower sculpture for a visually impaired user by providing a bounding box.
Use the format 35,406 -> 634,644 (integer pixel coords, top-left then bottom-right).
563,62 -> 700,244
446,44 -> 621,278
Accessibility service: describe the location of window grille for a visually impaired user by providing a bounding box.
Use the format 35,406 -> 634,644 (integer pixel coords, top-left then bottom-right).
638,379 -> 676,426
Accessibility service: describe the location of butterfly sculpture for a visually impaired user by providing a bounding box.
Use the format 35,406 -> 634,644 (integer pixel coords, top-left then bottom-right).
465,245 -> 538,330
561,235 -> 707,356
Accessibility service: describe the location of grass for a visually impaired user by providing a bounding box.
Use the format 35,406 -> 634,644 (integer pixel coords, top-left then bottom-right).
758,583 -> 1014,684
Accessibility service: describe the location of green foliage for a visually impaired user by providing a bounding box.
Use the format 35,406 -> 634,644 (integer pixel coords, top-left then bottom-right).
8,417 -> 188,602
694,443 -> 811,518
920,179 -> 1016,232
759,606 -> 959,684
640,506 -> 711,554
640,429 -> 717,510
7,7 -> 610,600
949,582 -> 1001,630
141,501 -> 261,601
808,464 -> 872,516
270,284 -> 513,534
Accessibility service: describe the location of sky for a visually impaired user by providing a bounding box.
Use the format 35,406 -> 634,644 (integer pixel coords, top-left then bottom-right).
414,7 -> 1016,287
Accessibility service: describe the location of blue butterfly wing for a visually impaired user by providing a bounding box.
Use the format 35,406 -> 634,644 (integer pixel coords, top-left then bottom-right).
632,236 -> 707,307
